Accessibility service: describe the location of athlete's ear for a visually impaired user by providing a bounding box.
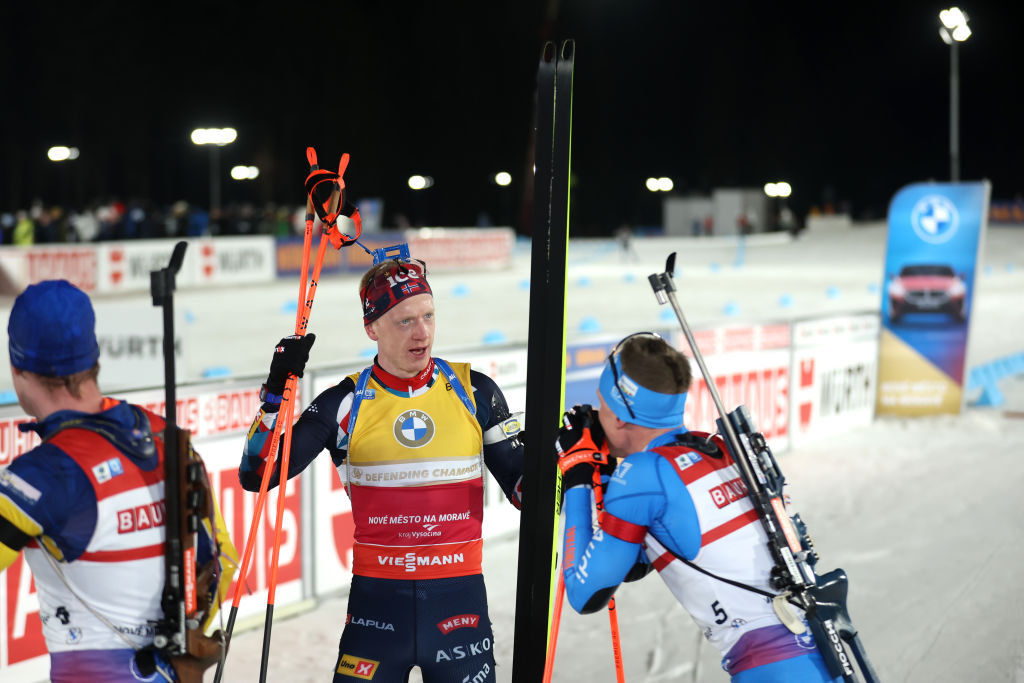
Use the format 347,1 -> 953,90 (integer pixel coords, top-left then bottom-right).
364,322 -> 379,342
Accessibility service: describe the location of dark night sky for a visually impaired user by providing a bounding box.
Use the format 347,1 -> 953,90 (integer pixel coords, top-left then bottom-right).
2,1 -> 1021,235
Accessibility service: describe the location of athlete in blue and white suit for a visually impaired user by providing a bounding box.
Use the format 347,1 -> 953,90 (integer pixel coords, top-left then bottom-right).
0,280 -> 181,682
558,333 -> 841,682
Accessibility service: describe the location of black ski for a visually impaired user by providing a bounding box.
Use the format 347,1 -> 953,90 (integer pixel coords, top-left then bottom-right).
512,38 -> 574,683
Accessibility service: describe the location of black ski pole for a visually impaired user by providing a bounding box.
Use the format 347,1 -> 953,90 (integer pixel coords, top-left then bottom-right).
150,241 -> 189,657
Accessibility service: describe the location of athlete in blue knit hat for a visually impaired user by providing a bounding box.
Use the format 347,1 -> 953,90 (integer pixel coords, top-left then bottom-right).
0,280 -> 235,682
556,332 -> 841,682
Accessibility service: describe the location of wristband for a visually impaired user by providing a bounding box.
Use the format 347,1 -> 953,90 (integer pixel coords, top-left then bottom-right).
259,383 -> 284,405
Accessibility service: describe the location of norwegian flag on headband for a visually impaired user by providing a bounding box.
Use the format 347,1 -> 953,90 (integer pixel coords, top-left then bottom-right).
360,259 -> 431,325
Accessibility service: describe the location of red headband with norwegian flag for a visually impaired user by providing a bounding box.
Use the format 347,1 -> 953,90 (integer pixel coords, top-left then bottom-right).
360,259 -> 432,325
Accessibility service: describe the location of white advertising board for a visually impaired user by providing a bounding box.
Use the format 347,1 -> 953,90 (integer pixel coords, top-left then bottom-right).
673,323 -> 793,452
790,314 -> 880,445
0,237 -> 276,297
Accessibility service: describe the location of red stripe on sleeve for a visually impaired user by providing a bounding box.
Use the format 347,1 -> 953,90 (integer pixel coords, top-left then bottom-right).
598,511 -> 648,544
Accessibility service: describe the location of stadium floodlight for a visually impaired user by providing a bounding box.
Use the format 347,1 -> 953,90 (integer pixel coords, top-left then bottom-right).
765,181 -> 792,198
938,8 -> 970,181
47,146 -> 80,162
408,175 -> 427,190
939,8 -> 971,41
230,165 -> 259,180
190,127 -> 238,146
646,177 -> 674,192
494,171 -> 512,186
190,127 -> 237,212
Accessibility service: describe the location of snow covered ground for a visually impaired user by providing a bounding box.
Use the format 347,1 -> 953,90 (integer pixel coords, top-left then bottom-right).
193,222 -> 1024,682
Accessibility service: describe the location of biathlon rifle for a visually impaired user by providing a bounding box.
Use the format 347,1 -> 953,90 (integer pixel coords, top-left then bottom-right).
648,252 -> 880,683
150,241 -> 190,660
149,242 -> 231,682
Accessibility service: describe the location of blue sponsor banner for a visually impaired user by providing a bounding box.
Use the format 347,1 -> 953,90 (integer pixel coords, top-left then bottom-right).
564,336 -> 620,409
274,231 -> 405,277
877,181 -> 990,415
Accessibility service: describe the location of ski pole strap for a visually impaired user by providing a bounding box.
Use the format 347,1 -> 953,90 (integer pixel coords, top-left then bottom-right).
304,147 -> 363,249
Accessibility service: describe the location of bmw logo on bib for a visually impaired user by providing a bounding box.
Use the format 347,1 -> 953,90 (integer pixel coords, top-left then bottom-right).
394,409 -> 435,448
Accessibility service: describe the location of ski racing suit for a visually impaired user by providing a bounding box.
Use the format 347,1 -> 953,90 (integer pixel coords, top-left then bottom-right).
0,399 -> 181,682
561,430 -> 842,683
241,357 -> 524,683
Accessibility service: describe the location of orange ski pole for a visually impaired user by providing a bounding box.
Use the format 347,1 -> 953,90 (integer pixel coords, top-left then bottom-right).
259,148 -> 358,682
542,570 -> 566,683
213,186 -> 317,683
607,597 -> 626,683
592,467 -> 626,683
217,146 -> 357,683
260,194 -> 344,682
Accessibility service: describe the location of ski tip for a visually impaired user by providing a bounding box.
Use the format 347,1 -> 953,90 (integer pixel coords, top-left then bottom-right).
306,147 -> 318,169
560,39 -> 574,60
541,41 -> 556,63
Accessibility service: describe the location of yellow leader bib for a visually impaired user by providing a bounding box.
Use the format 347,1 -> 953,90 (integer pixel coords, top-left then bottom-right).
344,361 -> 485,579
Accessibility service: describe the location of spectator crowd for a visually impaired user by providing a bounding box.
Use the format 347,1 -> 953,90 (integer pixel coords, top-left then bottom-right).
0,199 -> 312,246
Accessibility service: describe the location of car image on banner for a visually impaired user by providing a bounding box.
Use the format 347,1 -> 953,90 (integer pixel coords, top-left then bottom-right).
886,263 -> 967,324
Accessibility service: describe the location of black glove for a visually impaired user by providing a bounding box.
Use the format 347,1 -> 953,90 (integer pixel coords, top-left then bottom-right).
555,404 -> 606,454
265,333 -> 316,395
556,404 -> 613,490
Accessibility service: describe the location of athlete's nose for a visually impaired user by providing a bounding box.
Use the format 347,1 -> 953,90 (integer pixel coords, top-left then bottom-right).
411,317 -> 430,340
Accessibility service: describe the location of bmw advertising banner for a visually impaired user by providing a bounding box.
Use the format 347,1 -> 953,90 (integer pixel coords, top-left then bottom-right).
877,181 -> 991,416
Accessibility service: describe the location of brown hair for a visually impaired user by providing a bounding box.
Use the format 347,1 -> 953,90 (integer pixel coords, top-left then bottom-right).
28,363 -> 100,399
619,336 -> 691,395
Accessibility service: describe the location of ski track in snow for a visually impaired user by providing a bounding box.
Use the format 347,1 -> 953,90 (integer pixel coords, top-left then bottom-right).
5,223 -> 1023,682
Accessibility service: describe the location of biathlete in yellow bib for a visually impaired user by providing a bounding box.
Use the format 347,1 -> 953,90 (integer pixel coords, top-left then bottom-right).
241,254 -> 524,683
